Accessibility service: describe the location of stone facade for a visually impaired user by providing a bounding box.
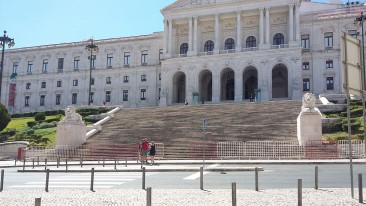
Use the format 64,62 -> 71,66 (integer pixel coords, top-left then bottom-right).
0,0 -> 363,113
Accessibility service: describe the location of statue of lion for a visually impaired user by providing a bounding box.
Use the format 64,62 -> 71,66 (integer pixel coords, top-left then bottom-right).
60,105 -> 83,124
301,93 -> 316,112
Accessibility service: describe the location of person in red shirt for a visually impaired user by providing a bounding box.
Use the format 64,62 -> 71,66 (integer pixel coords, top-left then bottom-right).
141,138 -> 149,164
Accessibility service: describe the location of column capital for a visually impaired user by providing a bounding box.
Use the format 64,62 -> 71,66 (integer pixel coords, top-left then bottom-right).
289,4 -> 294,8
193,16 -> 198,19
265,6 -> 270,10
236,10 -> 242,15
259,7 -> 264,11
214,13 -> 220,17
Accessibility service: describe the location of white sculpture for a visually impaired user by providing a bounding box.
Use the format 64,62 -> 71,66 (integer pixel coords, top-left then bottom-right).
59,105 -> 83,124
301,93 -> 316,112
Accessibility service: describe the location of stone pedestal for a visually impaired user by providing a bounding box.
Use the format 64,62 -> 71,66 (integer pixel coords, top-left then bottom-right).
56,106 -> 86,147
297,93 -> 322,146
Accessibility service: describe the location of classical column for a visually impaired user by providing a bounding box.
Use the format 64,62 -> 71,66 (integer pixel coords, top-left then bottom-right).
188,17 -> 193,52
288,4 -> 294,42
259,8 -> 264,46
265,7 -> 270,45
214,13 -> 220,54
163,19 -> 168,54
212,73 -> 220,103
234,73 -> 243,102
295,4 -> 300,41
168,18 -> 173,54
193,16 -> 198,54
236,10 -> 242,52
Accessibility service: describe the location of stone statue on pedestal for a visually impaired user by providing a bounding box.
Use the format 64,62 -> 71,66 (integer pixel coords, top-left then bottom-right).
56,106 -> 86,147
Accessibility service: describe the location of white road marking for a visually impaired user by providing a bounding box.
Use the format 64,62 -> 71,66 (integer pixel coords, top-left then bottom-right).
184,164 -> 220,180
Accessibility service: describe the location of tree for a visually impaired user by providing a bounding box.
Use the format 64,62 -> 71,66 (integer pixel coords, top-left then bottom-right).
34,112 -> 46,121
0,103 -> 11,132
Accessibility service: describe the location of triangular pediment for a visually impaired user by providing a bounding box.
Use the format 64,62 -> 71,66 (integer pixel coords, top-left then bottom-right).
162,0 -> 218,12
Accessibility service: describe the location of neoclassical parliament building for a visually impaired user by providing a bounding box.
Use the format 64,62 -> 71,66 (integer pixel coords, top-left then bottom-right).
1,0 -> 364,113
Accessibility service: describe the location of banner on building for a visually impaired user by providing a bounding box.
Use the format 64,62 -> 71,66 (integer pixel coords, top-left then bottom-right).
8,83 -> 16,106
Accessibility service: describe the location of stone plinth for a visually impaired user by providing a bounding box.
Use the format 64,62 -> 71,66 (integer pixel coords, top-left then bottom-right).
297,93 -> 322,146
56,106 -> 86,147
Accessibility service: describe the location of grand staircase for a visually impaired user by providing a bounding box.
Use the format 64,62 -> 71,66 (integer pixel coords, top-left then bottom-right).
87,100 -> 302,147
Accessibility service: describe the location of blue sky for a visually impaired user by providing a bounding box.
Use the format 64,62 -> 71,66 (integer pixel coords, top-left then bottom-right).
0,0 -> 346,48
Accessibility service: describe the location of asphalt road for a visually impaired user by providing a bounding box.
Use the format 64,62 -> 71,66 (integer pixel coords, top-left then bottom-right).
1,164 -> 365,190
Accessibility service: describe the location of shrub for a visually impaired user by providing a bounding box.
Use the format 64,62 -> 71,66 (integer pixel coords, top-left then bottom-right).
34,112 -> 46,121
0,103 -> 11,132
33,122 -> 57,130
27,121 -> 37,128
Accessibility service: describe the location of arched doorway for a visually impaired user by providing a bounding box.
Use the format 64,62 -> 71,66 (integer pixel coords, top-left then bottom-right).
173,72 -> 186,103
243,67 -> 258,99
272,64 -> 288,98
221,68 -> 235,101
199,70 -> 212,102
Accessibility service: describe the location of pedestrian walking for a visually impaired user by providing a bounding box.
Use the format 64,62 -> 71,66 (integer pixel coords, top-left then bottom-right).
141,138 -> 149,164
149,142 -> 156,165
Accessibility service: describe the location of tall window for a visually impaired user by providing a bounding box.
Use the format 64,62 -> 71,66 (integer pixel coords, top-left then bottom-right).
74,56 -> 80,69
27,61 -> 33,73
26,83 -> 31,89
273,33 -> 284,45
123,90 -> 128,101
90,92 -> 94,103
57,80 -> 62,87
58,58 -> 64,70
348,30 -> 358,38
123,76 -> 129,83
204,40 -> 214,52
302,62 -> 310,70
41,81 -> 46,88
225,38 -> 235,50
141,75 -> 146,82
56,94 -> 61,105
124,52 -> 130,65
40,95 -> 45,106
326,60 -> 333,68
246,36 -> 256,48
91,78 -> 95,85
73,79 -> 78,86
106,77 -> 111,84
141,50 -> 148,65
159,73 -> 161,81
159,49 -> 163,61
140,89 -> 146,100
25,96 -> 30,107
303,78 -> 310,91
324,32 -> 333,48
12,62 -> 18,74
72,93 -> 77,104
42,59 -> 48,73
159,88 -> 161,100
107,54 -> 113,67
180,43 -> 188,54
91,55 -> 96,69
105,91 -> 111,102
326,77 -> 334,90
301,34 -> 310,49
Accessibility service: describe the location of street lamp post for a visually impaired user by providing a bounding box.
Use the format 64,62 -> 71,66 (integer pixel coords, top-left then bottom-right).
85,39 -> 98,106
0,30 -> 15,104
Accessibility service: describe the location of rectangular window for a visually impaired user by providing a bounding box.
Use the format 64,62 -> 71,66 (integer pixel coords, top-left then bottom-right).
40,95 -> 45,106
91,78 -> 95,85
13,62 -> 18,74
58,58 -> 64,70
106,77 -> 111,84
105,91 -> 111,102
123,76 -> 129,83
107,54 -> 113,67
348,30 -> 358,38
301,34 -> 310,49
159,73 -> 161,80
27,61 -> 33,73
326,77 -> 334,90
159,88 -> 161,100
124,52 -> 130,66
73,79 -> 78,86
302,62 -> 310,70
159,49 -> 163,61
72,93 -> 77,104
326,60 -> 333,68
123,90 -> 128,101
141,75 -> 146,82
25,96 -> 30,107
141,50 -> 148,65
303,78 -> 310,91
90,92 -> 94,103
56,94 -> 61,105
41,82 -> 46,88
57,80 -> 62,87
74,56 -> 80,69
26,83 -> 31,90
324,32 -> 333,48
91,55 -> 96,69
140,89 -> 146,100
42,59 -> 48,73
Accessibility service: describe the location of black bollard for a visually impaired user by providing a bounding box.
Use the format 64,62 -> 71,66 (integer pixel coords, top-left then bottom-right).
45,169 -> 50,192
32,158 -> 35,169
232,182 -> 237,206
147,187 -> 152,206
359,174 -> 363,203
66,158 -> 68,171
23,159 -> 25,171
298,179 -> 302,206
255,167 -> 259,191
90,168 -> 95,192
142,167 -> 146,189
0,170 -> 4,192
200,167 -> 203,190
45,158 -> 47,170
315,166 -> 319,190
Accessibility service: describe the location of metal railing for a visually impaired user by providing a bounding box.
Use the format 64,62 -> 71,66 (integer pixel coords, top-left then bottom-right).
23,140 -> 365,161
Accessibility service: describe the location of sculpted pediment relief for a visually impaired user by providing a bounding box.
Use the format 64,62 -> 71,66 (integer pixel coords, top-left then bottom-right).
163,0 -> 217,11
